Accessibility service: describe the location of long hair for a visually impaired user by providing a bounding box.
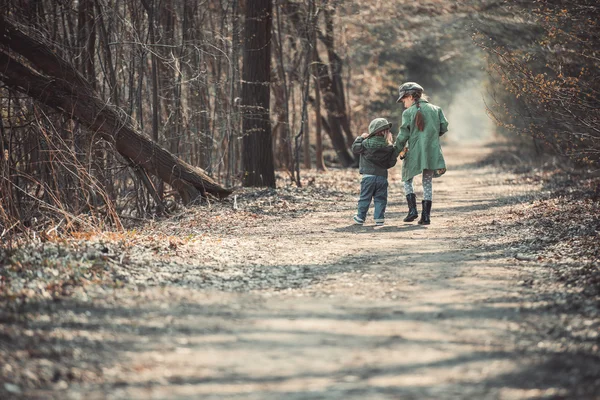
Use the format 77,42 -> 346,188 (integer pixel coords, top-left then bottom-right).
375,129 -> 393,145
412,91 -> 425,131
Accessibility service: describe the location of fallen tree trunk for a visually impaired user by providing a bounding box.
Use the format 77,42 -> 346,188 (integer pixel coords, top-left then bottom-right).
0,16 -> 232,203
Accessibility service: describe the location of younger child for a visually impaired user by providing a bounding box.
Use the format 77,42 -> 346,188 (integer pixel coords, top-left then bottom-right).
351,117 -> 401,226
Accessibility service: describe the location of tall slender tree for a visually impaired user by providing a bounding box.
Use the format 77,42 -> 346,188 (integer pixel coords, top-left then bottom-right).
241,0 -> 276,187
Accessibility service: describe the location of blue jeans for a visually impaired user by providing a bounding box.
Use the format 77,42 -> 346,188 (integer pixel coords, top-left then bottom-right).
356,175 -> 388,222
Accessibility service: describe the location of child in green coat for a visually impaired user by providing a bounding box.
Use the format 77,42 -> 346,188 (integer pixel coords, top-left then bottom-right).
351,118 -> 401,226
395,82 -> 449,225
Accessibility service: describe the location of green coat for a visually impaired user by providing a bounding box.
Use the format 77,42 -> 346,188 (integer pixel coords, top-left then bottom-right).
394,100 -> 449,182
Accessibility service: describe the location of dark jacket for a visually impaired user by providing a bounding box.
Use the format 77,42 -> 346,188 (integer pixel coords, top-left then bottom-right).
351,135 -> 401,178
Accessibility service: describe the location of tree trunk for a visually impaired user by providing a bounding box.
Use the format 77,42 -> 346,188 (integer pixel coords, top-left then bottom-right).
0,16 -> 231,202
273,4 -> 293,174
241,0 -> 276,187
323,6 -> 354,147
314,52 -> 354,167
280,0 -> 353,167
226,0 -> 240,187
272,76 -> 292,170
311,11 -> 326,172
303,116 -> 311,169
140,0 -> 164,202
313,75 -> 327,171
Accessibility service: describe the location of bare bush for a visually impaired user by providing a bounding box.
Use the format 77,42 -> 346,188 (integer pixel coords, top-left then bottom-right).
478,0 -> 600,167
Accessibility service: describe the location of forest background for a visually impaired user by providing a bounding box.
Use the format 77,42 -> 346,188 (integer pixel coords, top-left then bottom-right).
0,0 -> 598,240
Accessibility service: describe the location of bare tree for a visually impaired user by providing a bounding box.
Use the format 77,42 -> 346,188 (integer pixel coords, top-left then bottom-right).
280,0 -> 353,167
0,16 -> 231,202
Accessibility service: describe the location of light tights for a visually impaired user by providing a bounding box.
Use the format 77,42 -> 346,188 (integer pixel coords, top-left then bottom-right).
403,169 -> 433,201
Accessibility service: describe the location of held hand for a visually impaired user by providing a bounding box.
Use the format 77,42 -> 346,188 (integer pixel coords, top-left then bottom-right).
399,146 -> 408,160
360,132 -> 369,139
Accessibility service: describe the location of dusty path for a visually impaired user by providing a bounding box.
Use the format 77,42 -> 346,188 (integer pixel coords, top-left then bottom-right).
19,143 -> 577,399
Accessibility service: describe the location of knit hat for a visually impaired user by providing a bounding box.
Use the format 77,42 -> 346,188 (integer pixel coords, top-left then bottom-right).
396,82 -> 424,103
368,117 -> 392,135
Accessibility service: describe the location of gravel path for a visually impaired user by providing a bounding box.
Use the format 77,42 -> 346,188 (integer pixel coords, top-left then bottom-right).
7,142 -> 593,399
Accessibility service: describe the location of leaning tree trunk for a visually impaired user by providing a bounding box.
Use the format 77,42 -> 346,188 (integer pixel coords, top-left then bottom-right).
0,16 -> 231,203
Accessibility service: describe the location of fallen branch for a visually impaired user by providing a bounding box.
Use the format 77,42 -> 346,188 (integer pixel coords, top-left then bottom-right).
0,16 -> 232,203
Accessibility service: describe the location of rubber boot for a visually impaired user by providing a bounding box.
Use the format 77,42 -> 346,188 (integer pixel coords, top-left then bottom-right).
418,200 -> 432,225
403,193 -> 418,222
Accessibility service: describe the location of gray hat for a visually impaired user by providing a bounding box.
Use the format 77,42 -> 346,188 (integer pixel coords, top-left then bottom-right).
396,82 -> 424,103
368,117 -> 392,135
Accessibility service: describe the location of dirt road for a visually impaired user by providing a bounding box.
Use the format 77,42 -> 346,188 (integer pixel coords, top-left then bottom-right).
15,143 -> 588,399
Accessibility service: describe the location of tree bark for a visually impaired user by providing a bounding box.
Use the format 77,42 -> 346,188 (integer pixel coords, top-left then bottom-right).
313,51 -> 354,167
310,9 -> 326,172
313,58 -> 327,171
272,5 -> 293,174
303,116 -> 311,169
323,6 -> 354,148
241,0 -> 276,187
140,0 -> 164,201
0,16 -> 231,202
281,0 -> 353,167
272,74 -> 292,170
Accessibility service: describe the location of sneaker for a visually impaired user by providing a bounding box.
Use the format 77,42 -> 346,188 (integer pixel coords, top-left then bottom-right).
353,215 -> 364,225
375,220 -> 385,226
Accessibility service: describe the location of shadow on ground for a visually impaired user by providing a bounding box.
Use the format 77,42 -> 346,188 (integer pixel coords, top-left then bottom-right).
2,238 -> 599,399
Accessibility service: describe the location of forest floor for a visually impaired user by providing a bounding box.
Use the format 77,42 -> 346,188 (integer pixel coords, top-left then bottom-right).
1,140 -> 599,400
